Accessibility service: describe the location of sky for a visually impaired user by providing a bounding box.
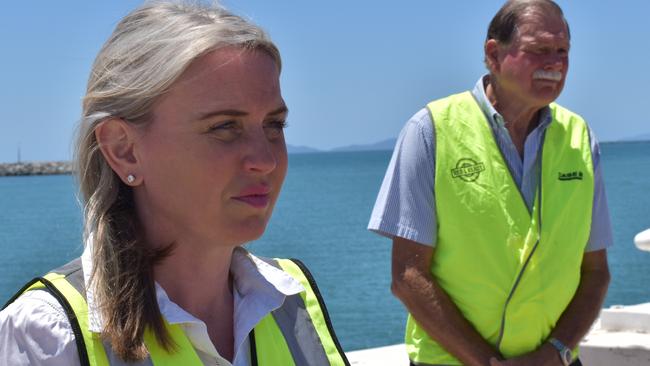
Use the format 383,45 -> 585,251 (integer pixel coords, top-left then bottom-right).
1,1 -> 648,163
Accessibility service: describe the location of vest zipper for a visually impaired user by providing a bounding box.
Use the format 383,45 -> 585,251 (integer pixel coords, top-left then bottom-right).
494,236 -> 541,349
495,131 -> 546,351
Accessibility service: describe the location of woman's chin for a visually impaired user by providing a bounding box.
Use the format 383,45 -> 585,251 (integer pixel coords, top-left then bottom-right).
221,220 -> 269,245
240,230 -> 266,244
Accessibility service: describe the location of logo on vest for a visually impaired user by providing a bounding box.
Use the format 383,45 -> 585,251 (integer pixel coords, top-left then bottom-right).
558,171 -> 583,181
451,158 -> 485,182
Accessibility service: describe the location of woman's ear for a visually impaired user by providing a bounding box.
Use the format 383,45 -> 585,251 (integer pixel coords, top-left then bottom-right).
95,118 -> 142,186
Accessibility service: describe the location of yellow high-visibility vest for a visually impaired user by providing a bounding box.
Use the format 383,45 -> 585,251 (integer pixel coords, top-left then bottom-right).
6,257 -> 349,366
406,91 -> 594,365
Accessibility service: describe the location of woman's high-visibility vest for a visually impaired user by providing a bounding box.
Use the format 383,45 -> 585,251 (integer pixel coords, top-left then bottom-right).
406,91 -> 594,365
6,257 -> 349,366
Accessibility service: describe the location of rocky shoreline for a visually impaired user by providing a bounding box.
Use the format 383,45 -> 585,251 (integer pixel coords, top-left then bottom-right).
0,161 -> 73,176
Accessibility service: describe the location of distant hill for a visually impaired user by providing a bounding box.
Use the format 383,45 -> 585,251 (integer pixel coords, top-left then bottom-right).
624,132 -> 650,142
330,138 -> 397,152
287,138 -> 397,154
290,133 -> 649,153
287,144 -> 321,154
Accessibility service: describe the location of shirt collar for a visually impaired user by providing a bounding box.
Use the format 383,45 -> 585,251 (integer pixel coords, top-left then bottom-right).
471,74 -> 553,129
231,247 -> 304,300
81,239 -> 304,333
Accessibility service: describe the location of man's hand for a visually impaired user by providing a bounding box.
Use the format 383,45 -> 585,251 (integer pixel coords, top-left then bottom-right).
488,343 -> 562,366
490,249 -> 610,366
392,237 -> 502,366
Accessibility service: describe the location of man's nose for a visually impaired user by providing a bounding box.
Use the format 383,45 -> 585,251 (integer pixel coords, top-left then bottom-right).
545,52 -> 567,70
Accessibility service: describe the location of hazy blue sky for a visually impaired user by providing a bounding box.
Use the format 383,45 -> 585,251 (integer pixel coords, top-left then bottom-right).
1,1 -> 648,162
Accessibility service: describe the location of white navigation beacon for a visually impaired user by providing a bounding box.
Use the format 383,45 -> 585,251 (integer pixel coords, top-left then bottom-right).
634,228 -> 650,251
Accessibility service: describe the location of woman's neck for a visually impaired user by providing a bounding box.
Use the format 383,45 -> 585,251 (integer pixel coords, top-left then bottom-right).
154,242 -> 236,361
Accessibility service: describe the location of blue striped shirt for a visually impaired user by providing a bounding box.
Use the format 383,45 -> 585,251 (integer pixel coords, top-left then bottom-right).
368,75 -> 613,252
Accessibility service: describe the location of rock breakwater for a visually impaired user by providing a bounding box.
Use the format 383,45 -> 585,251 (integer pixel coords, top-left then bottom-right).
0,161 -> 73,176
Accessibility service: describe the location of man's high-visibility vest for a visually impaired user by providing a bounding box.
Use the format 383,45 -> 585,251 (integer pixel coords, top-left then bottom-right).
406,91 -> 594,365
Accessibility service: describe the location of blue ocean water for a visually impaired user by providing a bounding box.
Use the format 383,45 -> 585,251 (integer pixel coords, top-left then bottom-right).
0,142 -> 649,352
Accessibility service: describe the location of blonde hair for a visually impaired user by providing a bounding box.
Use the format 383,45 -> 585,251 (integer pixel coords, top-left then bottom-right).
74,1 -> 280,361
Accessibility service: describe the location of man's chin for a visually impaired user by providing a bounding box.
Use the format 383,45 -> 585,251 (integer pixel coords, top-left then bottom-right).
534,79 -> 564,92
532,87 -> 563,106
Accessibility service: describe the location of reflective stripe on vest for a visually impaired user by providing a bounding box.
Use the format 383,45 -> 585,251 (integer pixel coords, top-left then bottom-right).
254,258 -> 349,366
6,257 -> 349,366
404,92 -> 594,365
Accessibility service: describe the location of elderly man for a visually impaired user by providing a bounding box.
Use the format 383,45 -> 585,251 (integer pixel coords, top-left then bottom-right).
368,1 -> 612,365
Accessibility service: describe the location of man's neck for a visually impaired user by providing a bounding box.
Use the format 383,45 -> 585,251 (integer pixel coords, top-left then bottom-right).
485,79 -> 543,157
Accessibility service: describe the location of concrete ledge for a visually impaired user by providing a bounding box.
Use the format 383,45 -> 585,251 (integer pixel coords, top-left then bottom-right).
579,303 -> 650,366
580,331 -> 650,366
600,303 -> 650,333
346,304 -> 650,366
347,344 -> 409,366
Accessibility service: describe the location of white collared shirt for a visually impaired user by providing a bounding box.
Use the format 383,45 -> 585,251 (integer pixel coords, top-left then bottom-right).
0,245 -> 304,366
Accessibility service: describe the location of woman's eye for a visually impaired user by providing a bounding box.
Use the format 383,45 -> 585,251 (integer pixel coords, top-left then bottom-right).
264,120 -> 287,139
209,121 -> 235,131
207,121 -> 241,140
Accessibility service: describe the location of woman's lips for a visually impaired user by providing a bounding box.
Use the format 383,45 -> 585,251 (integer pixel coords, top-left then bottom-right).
233,194 -> 270,208
233,185 -> 271,208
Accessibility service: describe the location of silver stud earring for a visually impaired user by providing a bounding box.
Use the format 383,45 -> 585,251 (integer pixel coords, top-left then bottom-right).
126,174 -> 135,184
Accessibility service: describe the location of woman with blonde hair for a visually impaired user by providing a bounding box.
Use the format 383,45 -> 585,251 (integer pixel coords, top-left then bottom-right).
0,2 -> 348,365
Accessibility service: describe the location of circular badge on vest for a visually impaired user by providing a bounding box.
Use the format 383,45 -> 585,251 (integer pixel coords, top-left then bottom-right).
451,158 -> 485,182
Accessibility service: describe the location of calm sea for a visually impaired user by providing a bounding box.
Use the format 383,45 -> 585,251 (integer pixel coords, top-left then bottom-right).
1,142 -> 649,351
